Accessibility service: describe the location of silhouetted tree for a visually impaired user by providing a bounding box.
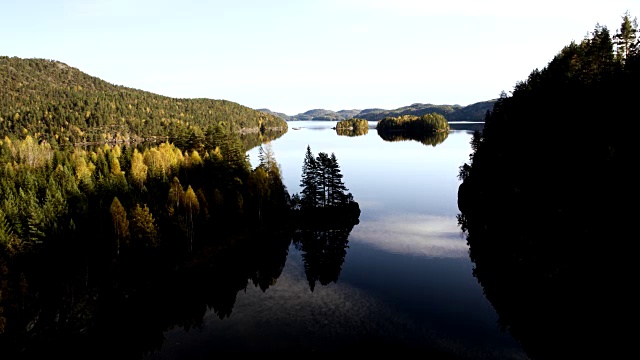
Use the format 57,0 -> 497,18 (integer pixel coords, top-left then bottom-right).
299,145 -> 319,209
614,10 -> 638,62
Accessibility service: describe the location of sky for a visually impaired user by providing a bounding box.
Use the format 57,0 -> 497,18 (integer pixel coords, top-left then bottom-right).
3,0 -> 639,115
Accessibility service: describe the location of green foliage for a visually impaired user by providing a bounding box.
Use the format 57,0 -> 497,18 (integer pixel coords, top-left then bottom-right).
376,113 -> 450,133
130,203 -> 158,249
335,118 -> 369,137
0,133 -> 271,256
613,11 -> 638,62
336,118 -> 368,130
110,196 -> 129,256
0,56 -> 288,147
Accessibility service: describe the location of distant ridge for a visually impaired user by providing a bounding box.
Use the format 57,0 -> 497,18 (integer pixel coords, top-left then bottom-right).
258,100 -> 496,122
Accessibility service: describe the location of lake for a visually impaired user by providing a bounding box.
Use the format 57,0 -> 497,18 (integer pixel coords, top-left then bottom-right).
142,121 -> 528,358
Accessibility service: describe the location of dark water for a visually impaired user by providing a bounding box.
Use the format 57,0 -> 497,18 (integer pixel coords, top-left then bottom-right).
142,121 -> 528,358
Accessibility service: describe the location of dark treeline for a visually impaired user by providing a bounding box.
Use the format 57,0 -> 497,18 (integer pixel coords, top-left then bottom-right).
0,124 -> 290,257
0,56 -> 287,148
457,12 -> 638,360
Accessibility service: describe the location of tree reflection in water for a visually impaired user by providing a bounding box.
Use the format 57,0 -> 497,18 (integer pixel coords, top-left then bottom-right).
0,144 -> 360,359
377,129 -> 449,147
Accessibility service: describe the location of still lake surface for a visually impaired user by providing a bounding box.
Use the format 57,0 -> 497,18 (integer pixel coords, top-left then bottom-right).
143,121 -> 529,358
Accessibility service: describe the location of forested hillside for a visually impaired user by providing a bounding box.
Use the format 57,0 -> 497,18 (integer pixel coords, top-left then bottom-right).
457,12 -> 638,360
0,56 -> 287,147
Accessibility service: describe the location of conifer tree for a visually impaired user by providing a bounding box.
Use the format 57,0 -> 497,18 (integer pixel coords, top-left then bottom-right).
316,152 -> 331,207
248,167 -> 270,223
300,145 -> 319,209
130,203 -> 158,249
327,153 -> 348,206
184,185 -> 199,252
110,196 -> 129,256
614,11 -> 638,62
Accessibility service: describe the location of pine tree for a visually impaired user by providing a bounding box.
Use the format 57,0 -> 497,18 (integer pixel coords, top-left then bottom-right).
110,197 -> 129,256
315,152 -> 331,207
248,167 -> 270,223
258,142 -> 281,180
184,185 -> 199,252
130,203 -> 158,249
327,153 -> 348,206
300,145 -> 319,209
614,11 -> 638,62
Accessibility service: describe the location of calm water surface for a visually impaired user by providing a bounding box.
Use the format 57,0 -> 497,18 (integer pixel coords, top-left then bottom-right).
144,121 -> 528,358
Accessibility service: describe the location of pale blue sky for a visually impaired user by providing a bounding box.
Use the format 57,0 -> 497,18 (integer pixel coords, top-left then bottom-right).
3,0 -> 638,115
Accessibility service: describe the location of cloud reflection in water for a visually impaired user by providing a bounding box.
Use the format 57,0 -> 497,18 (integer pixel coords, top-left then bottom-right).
349,214 -> 468,258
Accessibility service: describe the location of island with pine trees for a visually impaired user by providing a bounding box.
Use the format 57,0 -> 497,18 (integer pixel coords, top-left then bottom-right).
375,112 -> 450,146
335,118 -> 369,136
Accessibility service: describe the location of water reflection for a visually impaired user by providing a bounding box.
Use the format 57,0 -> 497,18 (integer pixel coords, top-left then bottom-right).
293,225 -> 355,291
457,148 -> 633,359
376,128 -> 449,146
350,214 -> 467,258
336,126 -> 369,137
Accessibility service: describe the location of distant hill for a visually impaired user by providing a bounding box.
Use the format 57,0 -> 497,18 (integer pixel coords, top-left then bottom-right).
256,108 -> 291,121
259,100 -> 496,122
336,109 -> 362,119
0,56 -> 287,146
352,103 -> 461,122
293,109 -> 345,121
447,100 -> 497,121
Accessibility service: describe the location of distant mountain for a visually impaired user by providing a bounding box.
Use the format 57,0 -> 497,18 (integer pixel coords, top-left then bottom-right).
447,100 -> 497,121
336,109 -> 362,119
259,100 -> 496,122
352,103 -> 461,122
256,108 -> 291,121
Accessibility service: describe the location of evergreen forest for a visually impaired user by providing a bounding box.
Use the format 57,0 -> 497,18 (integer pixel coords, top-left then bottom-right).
0,56 -> 287,148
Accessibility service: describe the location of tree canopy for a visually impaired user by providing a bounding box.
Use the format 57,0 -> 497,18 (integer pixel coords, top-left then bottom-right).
0,56 -> 288,148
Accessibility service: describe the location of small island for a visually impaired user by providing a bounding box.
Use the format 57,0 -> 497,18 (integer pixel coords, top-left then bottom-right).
375,113 -> 450,146
375,112 -> 450,133
292,145 -> 360,226
335,118 -> 369,136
